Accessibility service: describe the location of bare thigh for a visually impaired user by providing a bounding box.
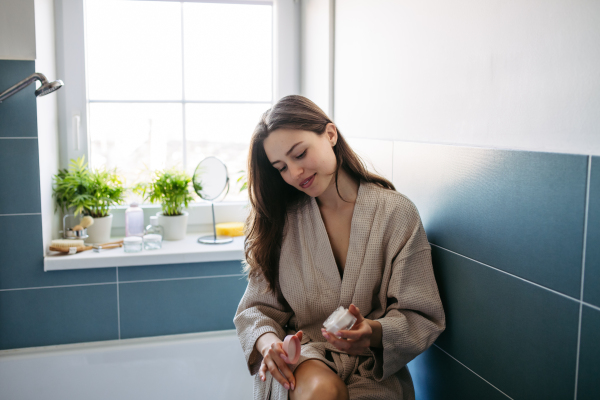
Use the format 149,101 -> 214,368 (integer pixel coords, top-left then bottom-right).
289,359 -> 349,400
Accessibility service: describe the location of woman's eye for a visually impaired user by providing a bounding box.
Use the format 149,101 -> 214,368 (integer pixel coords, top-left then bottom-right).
277,151 -> 305,173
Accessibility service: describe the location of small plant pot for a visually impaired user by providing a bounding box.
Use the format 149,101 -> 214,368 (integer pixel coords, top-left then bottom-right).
85,214 -> 113,244
157,211 -> 188,241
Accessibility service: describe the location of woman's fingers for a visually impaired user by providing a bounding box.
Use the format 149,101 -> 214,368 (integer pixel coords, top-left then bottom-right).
296,330 -> 303,342
265,358 -> 289,389
259,360 -> 268,381
266,342 -> 295,390
349,304 -> 365,324
272,347 -> 296,390
336,329 -> 362,340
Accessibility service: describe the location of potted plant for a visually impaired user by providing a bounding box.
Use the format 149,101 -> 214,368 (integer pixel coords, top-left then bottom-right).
53,156 -> 125,243
135,168 -> 194,240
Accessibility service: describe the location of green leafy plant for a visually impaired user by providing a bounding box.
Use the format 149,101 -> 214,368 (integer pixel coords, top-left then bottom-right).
53,156 -> 125,218
135,168 -> 194,216
237,170 -> 247,192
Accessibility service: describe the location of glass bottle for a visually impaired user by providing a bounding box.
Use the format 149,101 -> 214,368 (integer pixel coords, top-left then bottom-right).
125,202 -> 144,237
143,216 -> 164,250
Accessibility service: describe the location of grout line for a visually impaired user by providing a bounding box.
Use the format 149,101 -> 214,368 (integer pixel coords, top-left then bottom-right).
574,155 -> 592,400
0,137 -> 37,139
87,99 -> 271,104
118,273 -> 245,285
429,243 -> 581,304
116,267 -> 121,340
0,282 -> 116,292
0,213 -> 41,217
433,344 -> 514,399
0,274 -> 246,292
582,301 -> 600,313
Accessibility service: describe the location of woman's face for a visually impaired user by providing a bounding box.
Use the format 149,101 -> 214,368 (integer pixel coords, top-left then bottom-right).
263,125 -> 337,197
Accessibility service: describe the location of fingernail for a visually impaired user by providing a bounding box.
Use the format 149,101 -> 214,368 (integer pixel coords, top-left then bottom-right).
284,383 -> 290,390
291,383 -> 295,390
335,332 -> 341,337
323,333 -> 330,339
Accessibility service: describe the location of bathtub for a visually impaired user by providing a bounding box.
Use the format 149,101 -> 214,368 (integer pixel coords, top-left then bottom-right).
0,330 -> 253,400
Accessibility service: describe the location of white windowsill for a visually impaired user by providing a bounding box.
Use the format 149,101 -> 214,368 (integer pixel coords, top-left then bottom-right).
44,234 -> 245,272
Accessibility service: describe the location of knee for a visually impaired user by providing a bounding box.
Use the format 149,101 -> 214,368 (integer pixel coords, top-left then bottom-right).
299,375 -> 349,400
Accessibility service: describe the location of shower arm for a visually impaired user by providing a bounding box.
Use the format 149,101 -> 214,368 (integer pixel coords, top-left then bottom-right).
0,73 -> 49,103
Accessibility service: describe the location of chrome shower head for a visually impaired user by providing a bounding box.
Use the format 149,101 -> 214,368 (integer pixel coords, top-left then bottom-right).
35,80 -> 64,97
0,72 -> 64,103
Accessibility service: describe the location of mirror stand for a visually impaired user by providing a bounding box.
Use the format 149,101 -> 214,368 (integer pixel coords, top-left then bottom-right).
198,201 -> 233,244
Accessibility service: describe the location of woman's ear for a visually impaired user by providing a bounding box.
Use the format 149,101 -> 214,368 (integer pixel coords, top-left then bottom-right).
325,123 -> 337,146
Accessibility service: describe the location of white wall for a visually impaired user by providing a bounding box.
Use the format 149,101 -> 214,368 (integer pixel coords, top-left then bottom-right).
35,0 -> 61,254
300,0 -> 334,117
334,0 -> 600,156
0,0 -> 36,60
274,0 -> 301,101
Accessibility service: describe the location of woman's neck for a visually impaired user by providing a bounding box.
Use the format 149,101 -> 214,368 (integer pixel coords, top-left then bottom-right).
316,168 -> 359,211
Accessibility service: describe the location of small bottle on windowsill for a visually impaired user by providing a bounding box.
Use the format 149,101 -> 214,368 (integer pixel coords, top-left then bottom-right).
143,216 -> 164,250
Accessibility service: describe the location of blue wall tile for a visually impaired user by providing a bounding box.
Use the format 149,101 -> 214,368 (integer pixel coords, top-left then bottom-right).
0,284 -> 119,350
0,139 -> 42,214
395,143 -> 587,298
0,215 -> 116,290
584,156 -> 600,307
408,346 -> 508,400
577,305 -> 600,400
119,276 -> 248,339
118,260 -> 244,282
431,246 -> 580,400
0,60 -> 37,138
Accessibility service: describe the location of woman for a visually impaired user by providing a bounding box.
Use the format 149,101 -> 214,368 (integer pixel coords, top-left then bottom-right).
234,95 -> 445,400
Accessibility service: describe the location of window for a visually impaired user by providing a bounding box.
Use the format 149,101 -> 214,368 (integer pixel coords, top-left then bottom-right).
55,0 -> 299,204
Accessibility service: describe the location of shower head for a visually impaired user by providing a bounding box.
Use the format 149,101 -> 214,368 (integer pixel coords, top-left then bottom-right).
0,72 -> 64,103
35,79 -> 64,97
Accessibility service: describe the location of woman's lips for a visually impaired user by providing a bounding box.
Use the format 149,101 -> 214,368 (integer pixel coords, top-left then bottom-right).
300,173 -> 316,188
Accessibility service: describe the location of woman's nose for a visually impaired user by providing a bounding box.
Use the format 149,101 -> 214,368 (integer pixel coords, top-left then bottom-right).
289,163 -> 303,179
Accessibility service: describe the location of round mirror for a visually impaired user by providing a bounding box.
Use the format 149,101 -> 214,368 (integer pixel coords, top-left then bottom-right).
193,157 -> 232,245
193,156 -> 229,201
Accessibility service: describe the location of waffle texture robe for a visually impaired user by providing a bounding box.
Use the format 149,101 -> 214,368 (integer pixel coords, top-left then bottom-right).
234,181 -> 446,399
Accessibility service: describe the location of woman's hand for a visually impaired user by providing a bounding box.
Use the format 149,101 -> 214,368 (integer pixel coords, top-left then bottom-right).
258,331 -> 303,391
321,304 -> 380,355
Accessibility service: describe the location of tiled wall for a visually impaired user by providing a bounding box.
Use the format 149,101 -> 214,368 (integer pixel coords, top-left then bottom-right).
399,143 -> 600,399
0,60 -> 248,351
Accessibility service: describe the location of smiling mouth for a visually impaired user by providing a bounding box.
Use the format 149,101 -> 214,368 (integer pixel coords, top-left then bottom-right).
300,174 -> 316,188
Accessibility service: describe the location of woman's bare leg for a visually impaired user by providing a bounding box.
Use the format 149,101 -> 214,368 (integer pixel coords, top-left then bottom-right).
289,360 -> 349,400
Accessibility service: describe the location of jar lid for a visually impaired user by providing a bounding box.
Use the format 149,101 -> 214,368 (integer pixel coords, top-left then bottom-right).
143,234 -> 162,240
150,216 -> 158,225
124,236 -> 142,243
130,202 -> 139,207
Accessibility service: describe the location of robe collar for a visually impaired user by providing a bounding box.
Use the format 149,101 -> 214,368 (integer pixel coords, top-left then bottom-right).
306,180 -> 379,307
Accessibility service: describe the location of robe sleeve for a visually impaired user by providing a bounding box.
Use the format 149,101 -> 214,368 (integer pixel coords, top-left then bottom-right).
233,273 -> 294,375
369,202 -> 446,382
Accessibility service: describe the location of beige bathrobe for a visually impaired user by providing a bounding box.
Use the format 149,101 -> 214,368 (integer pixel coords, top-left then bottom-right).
234,181 -> 445,400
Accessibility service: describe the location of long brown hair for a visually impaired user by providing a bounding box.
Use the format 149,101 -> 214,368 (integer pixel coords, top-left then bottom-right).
244,95 -> 395,305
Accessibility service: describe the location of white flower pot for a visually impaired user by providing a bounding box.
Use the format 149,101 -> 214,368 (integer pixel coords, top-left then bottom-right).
85,214 -> 113,244
157,211 -> 188,241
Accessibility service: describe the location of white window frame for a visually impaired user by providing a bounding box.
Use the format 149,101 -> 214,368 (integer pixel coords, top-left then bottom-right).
53,0 -> 300,232
55,0 -> 300,170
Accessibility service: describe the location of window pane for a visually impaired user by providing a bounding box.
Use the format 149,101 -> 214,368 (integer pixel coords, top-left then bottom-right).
183,3 -> 272,102
89,103 -> 184,190
86,0 -> 182,100
185,103 -> 271,201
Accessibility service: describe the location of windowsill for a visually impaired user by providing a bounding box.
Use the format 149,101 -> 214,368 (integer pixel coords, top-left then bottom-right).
44,233 -> 245,272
